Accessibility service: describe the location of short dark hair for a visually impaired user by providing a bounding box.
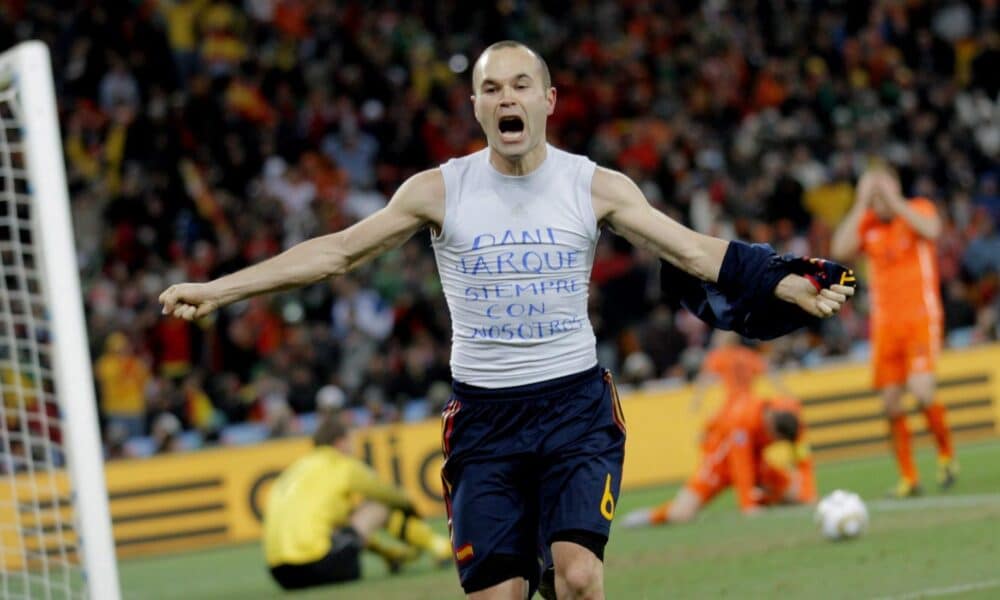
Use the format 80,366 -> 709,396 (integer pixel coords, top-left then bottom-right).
475,40 -> 551,89
313,413 -> 349,447
771,410 -> 801,442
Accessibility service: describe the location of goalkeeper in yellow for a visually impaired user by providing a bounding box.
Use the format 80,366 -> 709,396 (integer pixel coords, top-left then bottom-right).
263,414 -> 452,590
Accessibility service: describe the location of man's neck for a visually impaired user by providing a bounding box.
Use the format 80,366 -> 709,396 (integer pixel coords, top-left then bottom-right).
489,142 -> 548,176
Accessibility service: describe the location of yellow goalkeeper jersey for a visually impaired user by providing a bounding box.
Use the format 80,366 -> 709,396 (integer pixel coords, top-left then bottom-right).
263,445 -> 412,566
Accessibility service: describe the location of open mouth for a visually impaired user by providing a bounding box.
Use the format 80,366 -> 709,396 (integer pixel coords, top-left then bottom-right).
498,116 -> 525,141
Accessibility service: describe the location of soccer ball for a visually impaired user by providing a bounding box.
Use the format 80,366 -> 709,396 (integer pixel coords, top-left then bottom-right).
814,489 -> 868,541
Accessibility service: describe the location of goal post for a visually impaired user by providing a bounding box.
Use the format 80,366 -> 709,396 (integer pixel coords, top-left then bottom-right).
0,41 -> 120,599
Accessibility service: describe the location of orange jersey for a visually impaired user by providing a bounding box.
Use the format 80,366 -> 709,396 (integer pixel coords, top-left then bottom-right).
858,198 -> 942,327
858,198 -> 942,386
699,346 -> 767,448
759,396 -> 816,504
688,398 -> 814,510
703,346 -> 766,400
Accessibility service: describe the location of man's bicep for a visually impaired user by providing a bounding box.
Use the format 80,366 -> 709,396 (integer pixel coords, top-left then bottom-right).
335,203 -> 425,267
334,169 -> 444,272
594,168 -> 684,251
593,167 -> 726,281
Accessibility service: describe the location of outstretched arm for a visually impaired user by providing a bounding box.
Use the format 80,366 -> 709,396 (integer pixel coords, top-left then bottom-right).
160,169 -> 445,320
592,167 -> 727,282
592,167 -> 852,318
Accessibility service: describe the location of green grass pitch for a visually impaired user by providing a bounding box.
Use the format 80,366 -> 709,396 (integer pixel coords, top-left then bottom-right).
120,439 -> 1000,599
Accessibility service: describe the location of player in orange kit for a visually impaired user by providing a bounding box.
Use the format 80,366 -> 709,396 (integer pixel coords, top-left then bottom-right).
621,396 -> 815,526
831,163 -> 956,497
690,330 -> 792,448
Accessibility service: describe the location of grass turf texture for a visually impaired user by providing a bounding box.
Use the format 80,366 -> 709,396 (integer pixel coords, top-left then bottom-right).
120,439 -> 1000,599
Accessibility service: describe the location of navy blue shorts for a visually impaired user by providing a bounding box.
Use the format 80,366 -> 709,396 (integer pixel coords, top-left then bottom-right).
440,365 -> 626,593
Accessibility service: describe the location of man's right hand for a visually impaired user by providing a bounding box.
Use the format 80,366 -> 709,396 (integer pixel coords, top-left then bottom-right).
159,283 -> 222,321
854,172 -> 876,208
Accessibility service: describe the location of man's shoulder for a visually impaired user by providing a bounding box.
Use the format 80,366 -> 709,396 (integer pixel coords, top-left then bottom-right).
907,196 -> 937,214
547,144 -> 596,165
395,168 -> 445,206
403,167 -> 445,189
441,147 -> 489,172
590,164 -> 637,200
303,446 -> 360,472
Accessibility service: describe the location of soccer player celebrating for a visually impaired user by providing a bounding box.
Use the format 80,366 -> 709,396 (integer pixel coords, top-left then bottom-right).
161,41 -> 853,600
622,396 -> 816,526
263,414 -> 451,590
831,163 -> 956,497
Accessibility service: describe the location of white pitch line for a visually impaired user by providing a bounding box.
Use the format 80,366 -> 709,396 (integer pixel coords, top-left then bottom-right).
868,493 -> 1000,512
873,578 -> 1000,600
753,493 -> 1000,520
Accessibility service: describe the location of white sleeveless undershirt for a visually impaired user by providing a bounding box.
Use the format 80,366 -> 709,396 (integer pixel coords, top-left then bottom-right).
433,145 -> 599,387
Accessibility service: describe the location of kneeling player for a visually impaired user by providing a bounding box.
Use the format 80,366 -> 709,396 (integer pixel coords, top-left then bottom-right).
263,414 -> 451,590
623,397 -> 815,526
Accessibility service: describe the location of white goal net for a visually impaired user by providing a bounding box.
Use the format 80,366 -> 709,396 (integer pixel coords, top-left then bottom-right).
0,42 -> 119,599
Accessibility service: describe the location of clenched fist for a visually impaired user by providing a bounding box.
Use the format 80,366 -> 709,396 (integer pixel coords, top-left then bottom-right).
159,283 -> 222,321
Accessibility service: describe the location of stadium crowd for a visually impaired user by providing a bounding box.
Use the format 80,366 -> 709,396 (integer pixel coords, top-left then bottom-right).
2,1 -> 997,456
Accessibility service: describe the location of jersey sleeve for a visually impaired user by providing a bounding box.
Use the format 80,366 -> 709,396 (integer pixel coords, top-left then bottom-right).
345,459 -> 413,510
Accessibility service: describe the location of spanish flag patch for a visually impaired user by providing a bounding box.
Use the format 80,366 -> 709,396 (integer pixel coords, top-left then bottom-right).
455,543 -> 475,564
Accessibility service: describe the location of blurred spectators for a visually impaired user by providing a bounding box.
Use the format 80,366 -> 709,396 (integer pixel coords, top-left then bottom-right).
94,332 -> 150,438
151,412 -> 183,454
2,1 -> 997,454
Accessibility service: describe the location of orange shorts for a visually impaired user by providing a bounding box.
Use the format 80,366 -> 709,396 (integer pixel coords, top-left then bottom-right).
871,318 -> 941,388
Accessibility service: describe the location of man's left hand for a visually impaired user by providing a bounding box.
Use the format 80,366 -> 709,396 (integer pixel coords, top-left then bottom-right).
774,256 -> 857,318
776,277 -> 855,318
